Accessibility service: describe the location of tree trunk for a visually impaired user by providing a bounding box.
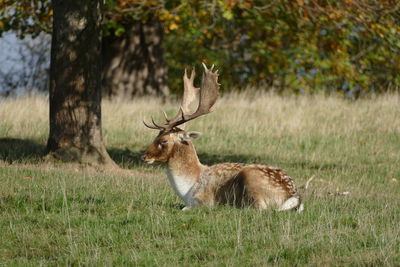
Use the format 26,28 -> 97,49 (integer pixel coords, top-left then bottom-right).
47,0 -> 116,167
102,19 -> 169,99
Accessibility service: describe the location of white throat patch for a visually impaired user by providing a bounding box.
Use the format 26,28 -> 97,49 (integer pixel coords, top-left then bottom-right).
166,169 -> 196,205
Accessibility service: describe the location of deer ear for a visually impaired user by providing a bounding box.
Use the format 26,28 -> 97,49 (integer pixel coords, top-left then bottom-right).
186,131 -> 202,139
179,131 -> 202,141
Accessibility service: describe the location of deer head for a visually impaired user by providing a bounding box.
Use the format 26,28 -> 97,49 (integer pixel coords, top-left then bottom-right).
142,63 -> 220,164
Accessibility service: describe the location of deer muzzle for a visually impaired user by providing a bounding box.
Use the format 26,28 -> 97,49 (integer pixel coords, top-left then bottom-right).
141,153 -> 155,164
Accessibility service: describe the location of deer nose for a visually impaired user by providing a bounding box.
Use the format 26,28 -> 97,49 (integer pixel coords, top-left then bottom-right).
141,154 -> 147,161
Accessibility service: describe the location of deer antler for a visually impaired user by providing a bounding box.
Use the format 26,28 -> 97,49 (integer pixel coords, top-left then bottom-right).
163,67 -> 200,126
144,63 -> 220,131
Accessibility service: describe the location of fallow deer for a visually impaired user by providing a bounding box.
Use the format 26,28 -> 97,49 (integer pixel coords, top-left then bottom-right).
142,63 -> 303,212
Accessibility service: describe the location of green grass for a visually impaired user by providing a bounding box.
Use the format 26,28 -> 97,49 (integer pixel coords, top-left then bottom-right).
1,93 -> 400,265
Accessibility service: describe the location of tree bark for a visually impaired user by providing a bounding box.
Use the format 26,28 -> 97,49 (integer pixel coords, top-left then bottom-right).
47,0 -> 116,167
102,19 -> 169,99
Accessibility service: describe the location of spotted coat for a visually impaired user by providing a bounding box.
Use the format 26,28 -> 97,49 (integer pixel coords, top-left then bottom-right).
142,129 -> 302,211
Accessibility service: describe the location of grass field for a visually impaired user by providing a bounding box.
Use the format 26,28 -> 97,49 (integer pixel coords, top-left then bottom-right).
1,93 -> 400,265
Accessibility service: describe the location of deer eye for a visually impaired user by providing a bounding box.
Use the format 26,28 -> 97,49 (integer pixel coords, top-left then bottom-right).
160,140 -> 168,145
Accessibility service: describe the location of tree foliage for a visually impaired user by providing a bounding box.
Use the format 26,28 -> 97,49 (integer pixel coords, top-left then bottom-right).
2,0 -> 400,97
0,0 -> 52,36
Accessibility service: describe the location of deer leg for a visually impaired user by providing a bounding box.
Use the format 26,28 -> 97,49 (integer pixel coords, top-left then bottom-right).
194,191 -> 215,206
181,192 -> 215,211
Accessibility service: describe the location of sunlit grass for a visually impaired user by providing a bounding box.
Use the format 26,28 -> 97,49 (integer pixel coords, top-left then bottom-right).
0,93 -> 399,265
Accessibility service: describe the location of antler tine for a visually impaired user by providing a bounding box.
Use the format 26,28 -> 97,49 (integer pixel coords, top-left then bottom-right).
189,67 -> 196,80
143,119 -> 163,130
151,116 -> 165,129
162,110 -> 170,122
181,67 -> 199,115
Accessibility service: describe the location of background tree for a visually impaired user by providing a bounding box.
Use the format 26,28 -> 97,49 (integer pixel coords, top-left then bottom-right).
102,17 -> 168,98
0,0 -> 169,98
46,0 -> 116,166
1,0 -> 399,98
159,0 -> 400,97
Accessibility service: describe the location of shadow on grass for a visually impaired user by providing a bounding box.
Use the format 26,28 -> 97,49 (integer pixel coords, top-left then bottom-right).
0,138 -> 143,167
0,138 -> 46,163
0,138 -> 341,171
107,148 -> 145,169
0,138 -> 145,167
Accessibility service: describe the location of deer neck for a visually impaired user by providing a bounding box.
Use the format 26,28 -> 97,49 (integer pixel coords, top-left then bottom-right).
166,142 -> 203,205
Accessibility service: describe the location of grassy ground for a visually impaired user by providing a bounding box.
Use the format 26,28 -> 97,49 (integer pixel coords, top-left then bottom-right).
0,93 -> 399,265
